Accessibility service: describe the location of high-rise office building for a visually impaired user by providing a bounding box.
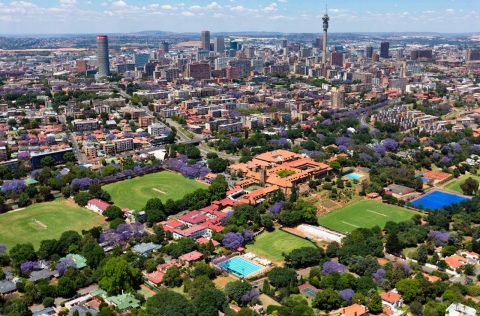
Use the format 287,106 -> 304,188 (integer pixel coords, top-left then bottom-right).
161,41 -> 169,54
214,37 -> 225,53
380,42 -> 390,59
96,35 -> 110,77
330,51 -> 344,67
201,31 -> 211,51
466,48 -> 480,62
411,49 -> 433,61
187,62 -> 211,80
281,39 -> 288,48
315,37 -> 322,49
365,46 -> 374,58
134,53 -> 150,68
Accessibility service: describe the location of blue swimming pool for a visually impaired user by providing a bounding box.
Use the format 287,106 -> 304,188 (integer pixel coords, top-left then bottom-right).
411,191 -> 470,210
345,173 -> 364,180
219,256 -> 262,278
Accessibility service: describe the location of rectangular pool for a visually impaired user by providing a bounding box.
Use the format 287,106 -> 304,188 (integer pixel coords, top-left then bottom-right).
345,173 -> 364,180
219,256 -> 262,278
411,191 -> 470,210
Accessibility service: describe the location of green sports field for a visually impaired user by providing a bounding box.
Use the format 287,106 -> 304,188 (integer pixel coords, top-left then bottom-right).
103,171 -> 208,211
245,229 -> 317,262
0,199 -> 104,250
444,175 -> 480,195
318,200 -> 417,234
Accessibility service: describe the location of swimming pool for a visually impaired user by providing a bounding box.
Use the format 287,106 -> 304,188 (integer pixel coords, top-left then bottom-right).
345,173 -> 364,180
219,256 -> 262,278
411,191 -> 471,210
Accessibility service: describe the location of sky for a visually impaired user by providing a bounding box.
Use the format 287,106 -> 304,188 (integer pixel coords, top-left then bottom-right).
0,0 -> 479,34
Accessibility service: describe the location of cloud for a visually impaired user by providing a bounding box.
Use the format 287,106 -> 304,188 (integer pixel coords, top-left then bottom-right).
112,0 -> 127,8
161,4 -> 175,10
59,0 -> 76,6
263,2 -> 278,13
181,11 -> 194,16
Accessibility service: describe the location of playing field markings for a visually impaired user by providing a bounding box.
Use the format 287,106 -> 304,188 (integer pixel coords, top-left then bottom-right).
152,188 -> 166,194
32,219 -> 48,229
341,221 -> 360,228
366,209 -> 388,217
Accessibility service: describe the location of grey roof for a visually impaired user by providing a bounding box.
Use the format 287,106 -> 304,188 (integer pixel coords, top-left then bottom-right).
32,307 -> 56,316
69,304 -> 98,316
132,242 -> 161,255
0,280 -> 16,294
29,269 -> 57,282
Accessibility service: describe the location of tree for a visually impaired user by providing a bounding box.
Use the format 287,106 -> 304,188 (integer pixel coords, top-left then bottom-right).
339,228 -> 383,260
146,289 -> 196,316
192,288 -> 226,316
367,292 -> 383,314
313,288 -> 342,311
163,266 -> 182,287
80,235 -> 105,268
102,205 -> 123,221
207,158 -> 229,173
284,247 -> 324,268
9,243 -> 36,268
57,276 -> 76,298
267,267 -> 297,288
37,239 -> 58,260
57,231 -> 82,255
224,281 -> 251,303
98,257 -> 141,295
222,232 -> 244,250
386,231 -> 402,255
460,177 -> 479,195
40,156 -> 55,167
74,192 -> 91,207
395,278 -> 422,303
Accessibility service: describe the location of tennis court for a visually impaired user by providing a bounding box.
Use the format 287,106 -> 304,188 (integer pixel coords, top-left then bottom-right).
410,190 -> 470,210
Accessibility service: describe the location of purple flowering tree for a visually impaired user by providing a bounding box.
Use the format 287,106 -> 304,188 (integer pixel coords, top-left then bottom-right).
71,177 -> 93,191
339,289 -> 355,301
268,202 -> 283,214
56,259 -> 75,275
322,261 -> 346,274
222,232 -> 245,250
372,268 -> 386,285
20,261 -> 37,273
2,179 -> 26,194
17,151 -> 30,160
381,139 -> 399,151
241,287 -> 259,304
242,229 -> 254,243
428,230 -> 449,246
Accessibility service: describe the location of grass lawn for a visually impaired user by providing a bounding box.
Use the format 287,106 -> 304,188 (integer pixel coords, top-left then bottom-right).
246,229 -> 317,262
103,171 -> 208,210
318,200 -> 417,234
444,174 -> 480,195
0,199 -> 104,250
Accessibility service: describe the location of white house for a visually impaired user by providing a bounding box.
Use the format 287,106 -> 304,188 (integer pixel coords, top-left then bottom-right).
446,303 -> 477,316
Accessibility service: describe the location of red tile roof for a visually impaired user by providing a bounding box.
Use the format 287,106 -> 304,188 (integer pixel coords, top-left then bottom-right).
381,291 -> 402,304
179,250 -> 203,262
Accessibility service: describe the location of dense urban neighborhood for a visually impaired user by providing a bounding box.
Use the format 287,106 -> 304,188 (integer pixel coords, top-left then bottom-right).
1,2 -> 480,316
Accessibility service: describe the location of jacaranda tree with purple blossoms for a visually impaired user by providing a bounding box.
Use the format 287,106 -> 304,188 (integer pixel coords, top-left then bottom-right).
322,261 -> 346,274
222,232 -> 244,250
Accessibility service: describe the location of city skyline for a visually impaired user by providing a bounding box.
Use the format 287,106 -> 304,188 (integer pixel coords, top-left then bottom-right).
0,0 -> 479,35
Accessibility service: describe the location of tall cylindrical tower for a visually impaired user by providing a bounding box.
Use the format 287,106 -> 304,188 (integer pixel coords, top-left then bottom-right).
96,35 -> 110,77
322,13 -> 329,66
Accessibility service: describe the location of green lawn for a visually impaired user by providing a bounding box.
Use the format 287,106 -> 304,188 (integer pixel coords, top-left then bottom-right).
0,199 -> 104,250
103,171 -> 208,211
318,200 -> 417,234
246,230 -> 317,262
444,175 -> 480,195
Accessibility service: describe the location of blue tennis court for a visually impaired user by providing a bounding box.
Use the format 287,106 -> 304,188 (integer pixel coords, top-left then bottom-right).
219,256 -> 262,278
411,191 -> 470,210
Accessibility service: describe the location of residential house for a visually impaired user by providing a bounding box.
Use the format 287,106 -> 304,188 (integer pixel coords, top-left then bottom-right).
86,199 -> 111,214
340,304 -> 369,316
381,290 -> 403,308
446,303 -> 477,316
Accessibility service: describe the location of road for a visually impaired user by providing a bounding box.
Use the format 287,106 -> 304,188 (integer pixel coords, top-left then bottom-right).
59,114 -> 87,164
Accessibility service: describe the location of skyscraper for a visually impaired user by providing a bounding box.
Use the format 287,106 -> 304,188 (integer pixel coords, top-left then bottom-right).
330,51 -> 344,67
161,41 -> 169,54
96,35 -> 110,77
380,42 -> 390,59
201,31 -> 211,51
214,37 -> 225,53
322,10 -> 329,68
365,46 -> 373,58
134,53 -> 150,68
